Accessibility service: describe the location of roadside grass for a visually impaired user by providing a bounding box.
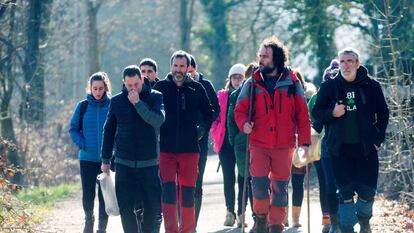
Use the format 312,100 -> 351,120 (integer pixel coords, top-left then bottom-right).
16,183 -> 80,222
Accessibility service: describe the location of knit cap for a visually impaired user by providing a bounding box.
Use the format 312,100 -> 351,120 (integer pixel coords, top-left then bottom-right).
228,63 -> 246,78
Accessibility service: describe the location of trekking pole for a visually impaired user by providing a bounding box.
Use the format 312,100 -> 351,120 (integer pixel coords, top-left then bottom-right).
241,77 -> 255,233
306,163 -> 310,233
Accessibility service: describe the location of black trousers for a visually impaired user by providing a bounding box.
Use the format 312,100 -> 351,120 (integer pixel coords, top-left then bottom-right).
115,164 -> 162,233
218,138 -> 237,214
80,160 -> 108,220
331,144 -> 378,202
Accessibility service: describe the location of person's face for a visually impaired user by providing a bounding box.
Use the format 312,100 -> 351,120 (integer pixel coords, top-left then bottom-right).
230,74 -> 244,89
339,54 -> 360,81
90,80 -> 105,100
258,46 -> 276,74
140,65 -> 158,82
123,75 -> 143,93
171,57 -> 188,83
187,65 -> 197,78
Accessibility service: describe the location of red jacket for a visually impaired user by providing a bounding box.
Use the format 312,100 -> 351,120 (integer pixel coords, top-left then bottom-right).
234,69 -> 311,149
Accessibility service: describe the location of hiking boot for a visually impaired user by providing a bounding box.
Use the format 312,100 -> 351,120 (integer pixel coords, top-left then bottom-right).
358,218 -> 371,233
254,215 -> 267,233
236,214 -> 248,228
329,214 -> 340,233
224,211 -> 236,226
83,211 -> 94,233
269,224 -> 283,233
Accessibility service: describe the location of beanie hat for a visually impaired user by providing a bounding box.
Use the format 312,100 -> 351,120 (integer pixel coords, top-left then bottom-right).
228,63 -> 246,78
330,59 -> 339,69
322,59 -> 340,81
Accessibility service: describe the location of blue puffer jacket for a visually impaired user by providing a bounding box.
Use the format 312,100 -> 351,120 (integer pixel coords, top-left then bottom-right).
69,94 -> 110,162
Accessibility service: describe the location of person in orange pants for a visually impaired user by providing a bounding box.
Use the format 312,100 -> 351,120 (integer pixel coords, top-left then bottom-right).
154,50 -> 214,233
235,37 -> 311,233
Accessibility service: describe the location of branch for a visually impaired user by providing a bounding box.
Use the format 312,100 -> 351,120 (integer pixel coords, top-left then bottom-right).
0,0 -> 16,19
226,0 -> 247,9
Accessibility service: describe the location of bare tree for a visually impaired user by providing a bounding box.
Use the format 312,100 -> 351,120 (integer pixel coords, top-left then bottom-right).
180,0 -> 195,52
20,0 -> 52,128
0,0 -> 19,167
86,0 -> 102,75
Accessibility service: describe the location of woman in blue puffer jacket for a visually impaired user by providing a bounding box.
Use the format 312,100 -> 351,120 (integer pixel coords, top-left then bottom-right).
69,72 -> 111,233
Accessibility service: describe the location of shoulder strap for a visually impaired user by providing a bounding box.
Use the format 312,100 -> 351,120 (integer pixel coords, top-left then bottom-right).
79,100 -> 88,131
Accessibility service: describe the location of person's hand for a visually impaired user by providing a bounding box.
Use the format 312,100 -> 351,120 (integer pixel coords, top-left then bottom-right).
296,146 -> 309,162
243,122 -> 254,134
128,90 -> 140,104
101,163 -> 110,175
374,144 -> 380,151
332,101 -> 346,118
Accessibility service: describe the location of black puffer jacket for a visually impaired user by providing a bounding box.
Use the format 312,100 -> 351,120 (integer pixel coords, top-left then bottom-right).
312,66 -> 389,157
154,74 -> 214,153
101,78 -> 165,163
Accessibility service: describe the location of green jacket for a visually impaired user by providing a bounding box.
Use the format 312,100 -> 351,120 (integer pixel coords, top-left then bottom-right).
227,87 -> 249,177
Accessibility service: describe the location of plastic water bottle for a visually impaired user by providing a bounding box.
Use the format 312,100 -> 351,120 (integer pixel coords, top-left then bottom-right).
297,146 -> 306,163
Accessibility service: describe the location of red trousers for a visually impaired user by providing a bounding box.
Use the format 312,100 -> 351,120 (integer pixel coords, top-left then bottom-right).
160,152 -> 199,233
250,145 -> 295,227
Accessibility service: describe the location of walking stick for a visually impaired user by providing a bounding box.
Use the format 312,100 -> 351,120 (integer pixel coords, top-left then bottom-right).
306,163 -> 310,233
241,77 -> 255,233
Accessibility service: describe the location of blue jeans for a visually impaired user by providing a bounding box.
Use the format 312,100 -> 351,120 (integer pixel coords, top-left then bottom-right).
115,164 -> 162,233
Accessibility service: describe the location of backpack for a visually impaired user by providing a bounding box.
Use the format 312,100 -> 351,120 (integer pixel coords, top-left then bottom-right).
78,100 -> 88,131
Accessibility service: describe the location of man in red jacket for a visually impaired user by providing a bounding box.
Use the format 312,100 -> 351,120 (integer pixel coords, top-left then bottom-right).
234,37 -> 311,233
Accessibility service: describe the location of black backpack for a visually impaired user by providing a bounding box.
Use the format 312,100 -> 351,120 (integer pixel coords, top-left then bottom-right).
78,100 -> 88,131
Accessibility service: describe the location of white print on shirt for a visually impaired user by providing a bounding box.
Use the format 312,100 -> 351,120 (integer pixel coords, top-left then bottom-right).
346,91 -> 357,111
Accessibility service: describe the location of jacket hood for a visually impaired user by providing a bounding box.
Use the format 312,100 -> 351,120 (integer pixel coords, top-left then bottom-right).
253,67 -> 296,88
165,73 -> 193,85
338,65 -> 369,85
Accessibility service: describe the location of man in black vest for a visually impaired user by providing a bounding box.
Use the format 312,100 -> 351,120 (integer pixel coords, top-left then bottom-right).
101,65 -> 165,233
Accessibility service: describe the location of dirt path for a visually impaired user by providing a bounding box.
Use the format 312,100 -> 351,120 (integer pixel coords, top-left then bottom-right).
37,156 -> 413,233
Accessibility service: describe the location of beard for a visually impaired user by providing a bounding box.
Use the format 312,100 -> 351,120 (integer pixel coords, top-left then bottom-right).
173,72 -> 185,82
259,63 -> 276,74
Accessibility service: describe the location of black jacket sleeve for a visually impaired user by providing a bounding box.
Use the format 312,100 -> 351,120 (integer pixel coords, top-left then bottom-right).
101,100 -> 117,164
373,81 -> 389,145
198,84 -> 214,131
134,92 -> 165,128
312,80 -> 337,124
203,80 -> 220,122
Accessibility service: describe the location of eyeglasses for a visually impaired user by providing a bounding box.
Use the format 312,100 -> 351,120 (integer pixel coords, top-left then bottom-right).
231,75 -> 244,80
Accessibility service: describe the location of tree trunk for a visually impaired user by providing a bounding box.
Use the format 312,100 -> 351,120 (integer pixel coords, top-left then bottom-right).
200,0 -> 233,88
179,0 -> 195,52
87,1 -> 101,75
21,0 -> 44,128
0,4 -> 20,182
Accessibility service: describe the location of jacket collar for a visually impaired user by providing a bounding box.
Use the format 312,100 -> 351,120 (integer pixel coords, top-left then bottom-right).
253,67 -> 294,88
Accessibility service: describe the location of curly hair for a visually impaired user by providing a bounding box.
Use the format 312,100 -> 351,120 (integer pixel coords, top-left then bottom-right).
259,36 -> 289,72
